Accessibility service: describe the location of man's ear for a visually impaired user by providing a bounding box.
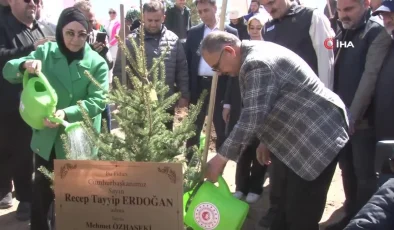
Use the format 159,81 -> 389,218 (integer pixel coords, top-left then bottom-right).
224,46 -> 236,57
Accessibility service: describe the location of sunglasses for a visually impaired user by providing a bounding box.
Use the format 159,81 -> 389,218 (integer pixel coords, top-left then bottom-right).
24,0 -> 40,4
109,11 -> 116,14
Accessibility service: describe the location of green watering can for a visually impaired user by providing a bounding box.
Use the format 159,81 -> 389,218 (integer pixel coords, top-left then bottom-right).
19,70 -> 81,132
183,176 -> 249,230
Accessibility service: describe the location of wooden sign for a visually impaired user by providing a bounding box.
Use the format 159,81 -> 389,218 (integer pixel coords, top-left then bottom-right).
54,160 -> 183,230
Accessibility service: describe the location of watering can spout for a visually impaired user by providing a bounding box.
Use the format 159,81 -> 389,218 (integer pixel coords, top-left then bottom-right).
48,116 -> 69,127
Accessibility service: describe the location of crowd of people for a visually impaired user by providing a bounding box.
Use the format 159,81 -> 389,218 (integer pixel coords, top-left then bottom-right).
0,0 -> 393,229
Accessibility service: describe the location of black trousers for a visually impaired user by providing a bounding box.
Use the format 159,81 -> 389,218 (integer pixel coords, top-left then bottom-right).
338,128 -> 377,215
186,76 -> 227,161
0,110 -> 33,202
235,140 -> 267,194
270,155 -> 338,230
31,152 -> 55,230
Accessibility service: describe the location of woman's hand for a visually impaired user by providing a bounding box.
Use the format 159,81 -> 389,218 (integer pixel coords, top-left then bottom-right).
23,60 -> 42,74
44,110 -> 66,128
222,108 -> 231,123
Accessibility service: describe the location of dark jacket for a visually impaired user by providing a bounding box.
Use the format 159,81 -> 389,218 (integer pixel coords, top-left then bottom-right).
223,77 -> 241,134
263,4 -> 318,75
0,11 -> 55,113
345,178 -> 394,230
114,26 -> 189,100
229,21 -> 250,41
375,41 -> 394,141
184,24 -> 238,103
334,9 -> 389,125
164,5 -> 191,39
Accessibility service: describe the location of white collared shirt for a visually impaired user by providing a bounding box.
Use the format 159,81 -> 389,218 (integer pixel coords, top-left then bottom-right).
198,24 -> 219,77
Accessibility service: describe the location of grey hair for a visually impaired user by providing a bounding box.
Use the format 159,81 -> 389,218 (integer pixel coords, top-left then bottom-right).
74,0 -> 92,12
200,31 -> 240,54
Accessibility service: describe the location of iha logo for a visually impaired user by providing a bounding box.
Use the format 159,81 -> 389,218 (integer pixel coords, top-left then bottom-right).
194,202 -> 220,229
324,38 -> 354,49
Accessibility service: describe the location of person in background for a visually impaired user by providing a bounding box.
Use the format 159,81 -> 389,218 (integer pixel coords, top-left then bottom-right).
0,0 -> 54,221
371,0 -> 383,11
325,0 -> 337,19
2,7 -> 108,229
105,8 -> 120,65
74,0 -> 113,131
93,19 -> 106,33
228,9 -> 250,40
125,8 -> 141,34
202,31 -> 349,230
325,0 -> 392,229
373,0 -> 394,142
165,0 -> 191,44
114,1 -> 189,130
244,0 -> 260,21
259,0 -> 335,227
224,15 -> 269,204
247,15 -> 268,40
36,0 -> 56,34
184,0 -> 238,163
0,0 -> 10,15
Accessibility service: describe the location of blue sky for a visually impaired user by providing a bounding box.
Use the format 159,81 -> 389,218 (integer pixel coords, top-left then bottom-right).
44,0 -> 327,24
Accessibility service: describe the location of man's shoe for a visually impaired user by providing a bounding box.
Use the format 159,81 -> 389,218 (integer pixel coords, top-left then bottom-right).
15,202 -> 31,221
259,207 -> 277,228
325,215 -> 353,230
0,192 -> 13,209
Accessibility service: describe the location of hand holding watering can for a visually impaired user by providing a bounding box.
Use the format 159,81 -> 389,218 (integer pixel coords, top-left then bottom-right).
23,60 -> 66,129
204,154 -> 228,183
205,143 -> 271,182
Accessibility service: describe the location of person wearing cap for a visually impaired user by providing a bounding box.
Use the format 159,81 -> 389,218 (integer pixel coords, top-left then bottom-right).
371,0 -> 394,172
325,0 -> 392,229
228,9 -> 249,40
371,0 -> 383,11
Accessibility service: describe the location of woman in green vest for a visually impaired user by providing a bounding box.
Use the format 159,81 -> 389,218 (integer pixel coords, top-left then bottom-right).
2,7 -> 108,230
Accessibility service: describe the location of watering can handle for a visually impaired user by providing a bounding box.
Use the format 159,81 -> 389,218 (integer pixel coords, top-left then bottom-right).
217,175 -> 232,198
22,70 -> 57,103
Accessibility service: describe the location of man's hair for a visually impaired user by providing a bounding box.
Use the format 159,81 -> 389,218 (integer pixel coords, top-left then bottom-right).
143,0 -> 165,13
201,31 -> 240,54
194,0 -> 216,6
251,0 -> 260,5
74,0 -> 92,12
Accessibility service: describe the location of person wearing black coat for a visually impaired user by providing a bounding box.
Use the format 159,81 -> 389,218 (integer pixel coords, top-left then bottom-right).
223,14 -> 268,204
228,10 -> 250,41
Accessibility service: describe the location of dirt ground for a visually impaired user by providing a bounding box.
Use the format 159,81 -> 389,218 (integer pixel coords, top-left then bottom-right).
0,109 -> 347,230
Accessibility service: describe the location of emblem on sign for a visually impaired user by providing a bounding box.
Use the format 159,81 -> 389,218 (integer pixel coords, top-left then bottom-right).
194,202 -> 220,229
